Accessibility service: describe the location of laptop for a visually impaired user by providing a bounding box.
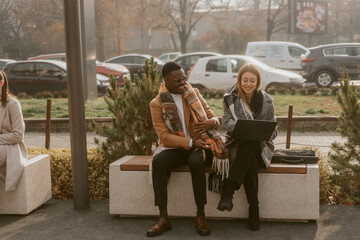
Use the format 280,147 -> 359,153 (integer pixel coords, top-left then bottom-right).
230,119 -> 277,141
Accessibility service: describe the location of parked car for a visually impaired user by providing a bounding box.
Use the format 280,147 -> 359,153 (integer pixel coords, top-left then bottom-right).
28,53 -> 130,86
158,52 -> 181,62
301,43 -> 360,87
187,55 -> 305,91
245,41 -> 309,74
174,52 -> 222,75
105,54 -> 163,80
0,59 -> 17,69
3,60 -> 110,95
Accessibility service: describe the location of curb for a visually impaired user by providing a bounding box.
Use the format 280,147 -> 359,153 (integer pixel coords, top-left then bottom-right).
24,116 -> 339,132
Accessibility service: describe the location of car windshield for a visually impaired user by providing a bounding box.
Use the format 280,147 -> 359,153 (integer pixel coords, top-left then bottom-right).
245,57 -> 273,70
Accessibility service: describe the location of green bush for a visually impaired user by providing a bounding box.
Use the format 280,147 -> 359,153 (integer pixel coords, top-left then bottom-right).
266,87 -> 277,95
306,87 -> 318,95
16,92 -> 29,99
34,91 -> 53,99
53,90 -> 68,98
296,88 -> 308,95
296,147 -> 332,204
28,147 -> 109,200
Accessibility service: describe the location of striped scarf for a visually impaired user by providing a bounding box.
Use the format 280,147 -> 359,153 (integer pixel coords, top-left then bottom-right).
159,82 -> 229,185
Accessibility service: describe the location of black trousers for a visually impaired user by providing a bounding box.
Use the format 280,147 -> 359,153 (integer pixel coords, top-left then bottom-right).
152,149 -> 213,207
227,141 -> 263,207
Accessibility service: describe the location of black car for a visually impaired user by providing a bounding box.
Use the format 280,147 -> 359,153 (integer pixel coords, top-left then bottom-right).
105,54 -> 163,80
301,43 -> 360,87
174,52 -> 222,75
3,60 -> 109,95
0,59 -> 16,69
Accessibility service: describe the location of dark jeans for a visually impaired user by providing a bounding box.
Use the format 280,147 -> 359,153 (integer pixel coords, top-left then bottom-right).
227,141 -> 262,207
152,149 -> 213,207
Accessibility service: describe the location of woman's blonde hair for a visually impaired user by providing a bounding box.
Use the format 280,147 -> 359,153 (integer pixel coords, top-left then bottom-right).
236,63 -> 262,104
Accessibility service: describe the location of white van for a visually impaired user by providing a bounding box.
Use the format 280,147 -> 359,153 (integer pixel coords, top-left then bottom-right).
245,41 -> 309,73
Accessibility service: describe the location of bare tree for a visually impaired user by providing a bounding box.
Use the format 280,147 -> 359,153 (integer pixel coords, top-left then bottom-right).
265,0 -> 288,41
150,0 -> 220,53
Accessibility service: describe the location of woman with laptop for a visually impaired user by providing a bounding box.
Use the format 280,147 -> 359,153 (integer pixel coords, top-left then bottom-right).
217,63 -> 277,231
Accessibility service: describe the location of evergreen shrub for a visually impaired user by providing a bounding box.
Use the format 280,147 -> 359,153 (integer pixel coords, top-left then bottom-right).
329,68 -> 360,204
91,58 -> 161,162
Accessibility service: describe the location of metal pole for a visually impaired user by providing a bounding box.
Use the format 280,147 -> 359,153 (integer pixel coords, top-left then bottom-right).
63,0 -> 89,209
45,98 -> 51,149
80,0 -> 97,101
286,105 -> 293,149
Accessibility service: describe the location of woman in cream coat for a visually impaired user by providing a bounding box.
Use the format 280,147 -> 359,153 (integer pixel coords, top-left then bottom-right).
0,70 -> 27,192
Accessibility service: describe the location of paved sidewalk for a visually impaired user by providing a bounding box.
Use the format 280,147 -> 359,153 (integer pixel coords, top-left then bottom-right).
25,131 -> 346,156
0,200 -> 359,240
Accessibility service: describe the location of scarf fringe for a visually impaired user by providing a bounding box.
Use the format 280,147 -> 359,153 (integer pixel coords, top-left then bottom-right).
211,157 -> 229,180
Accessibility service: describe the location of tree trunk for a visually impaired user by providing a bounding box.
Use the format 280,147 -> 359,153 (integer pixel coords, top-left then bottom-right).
266,0 -> 272,41
266,19 -> 273,41
180,29 -> 187,53
170,33 -> 178,51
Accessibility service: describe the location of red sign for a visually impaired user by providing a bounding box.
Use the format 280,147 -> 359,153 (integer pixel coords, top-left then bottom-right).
295,1 -> 327,33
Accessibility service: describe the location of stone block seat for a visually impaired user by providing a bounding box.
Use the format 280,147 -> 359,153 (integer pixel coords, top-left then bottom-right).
110,155 -> 319,221
0,154 -> 52,214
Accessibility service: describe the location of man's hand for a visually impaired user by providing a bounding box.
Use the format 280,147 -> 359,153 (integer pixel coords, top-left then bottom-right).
194,139 -> 211,150
193,119 -> 216,133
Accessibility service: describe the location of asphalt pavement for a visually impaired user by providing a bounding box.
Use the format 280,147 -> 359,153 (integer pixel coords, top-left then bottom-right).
0,200 -> 359,240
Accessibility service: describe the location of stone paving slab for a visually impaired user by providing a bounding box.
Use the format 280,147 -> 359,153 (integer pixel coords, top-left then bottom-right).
0,200 -> 359,240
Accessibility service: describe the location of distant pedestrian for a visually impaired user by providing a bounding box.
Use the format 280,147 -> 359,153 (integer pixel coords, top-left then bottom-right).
0,70 -> 28,192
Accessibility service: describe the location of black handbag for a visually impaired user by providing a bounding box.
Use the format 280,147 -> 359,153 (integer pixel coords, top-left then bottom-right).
271,149 -> 319,164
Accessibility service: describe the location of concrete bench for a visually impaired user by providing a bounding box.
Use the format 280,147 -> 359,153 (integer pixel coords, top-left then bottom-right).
0,154 -> 52,214
110,155 -> 319,221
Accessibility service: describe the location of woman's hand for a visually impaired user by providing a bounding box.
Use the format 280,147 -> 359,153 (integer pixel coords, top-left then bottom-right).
193,119 -> 216,133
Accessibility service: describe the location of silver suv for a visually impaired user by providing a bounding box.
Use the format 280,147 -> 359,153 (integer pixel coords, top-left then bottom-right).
301,43 -> 360,87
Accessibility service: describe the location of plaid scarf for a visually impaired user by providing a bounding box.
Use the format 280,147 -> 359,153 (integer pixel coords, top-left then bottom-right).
159,82 -> 229,189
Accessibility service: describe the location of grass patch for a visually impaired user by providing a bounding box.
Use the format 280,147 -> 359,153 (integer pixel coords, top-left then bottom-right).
18,94 -> 341,119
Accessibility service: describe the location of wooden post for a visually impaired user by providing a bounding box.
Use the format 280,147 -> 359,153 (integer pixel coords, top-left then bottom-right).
286,105 -> 293,149
45,98 -> 51,149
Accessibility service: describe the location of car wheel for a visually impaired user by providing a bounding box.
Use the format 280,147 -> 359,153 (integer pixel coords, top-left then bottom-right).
314,70 -> 334,88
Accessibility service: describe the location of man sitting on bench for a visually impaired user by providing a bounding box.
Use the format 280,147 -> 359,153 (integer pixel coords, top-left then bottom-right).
147,62 -> 227,237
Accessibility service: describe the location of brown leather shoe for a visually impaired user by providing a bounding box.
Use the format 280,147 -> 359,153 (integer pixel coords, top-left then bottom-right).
195,216 -> 211,236
146,217 -> 172,237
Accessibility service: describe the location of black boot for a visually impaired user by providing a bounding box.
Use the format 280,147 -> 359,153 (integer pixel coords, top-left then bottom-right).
248,205 -> 260,231
217,181 -> 237,212
217,195 -> 233,211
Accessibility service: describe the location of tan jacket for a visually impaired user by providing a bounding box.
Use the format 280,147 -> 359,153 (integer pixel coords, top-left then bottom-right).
0,96 -> 28,192
150,88 -> 219,151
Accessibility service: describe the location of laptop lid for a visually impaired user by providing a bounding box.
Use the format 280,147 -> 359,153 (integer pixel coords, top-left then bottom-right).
230,119 -> 277,141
